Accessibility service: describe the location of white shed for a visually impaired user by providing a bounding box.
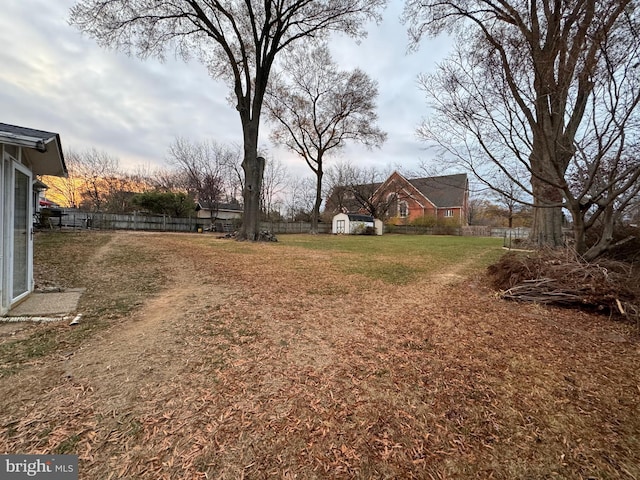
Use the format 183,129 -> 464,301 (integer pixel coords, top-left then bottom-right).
332,213 -> 383,235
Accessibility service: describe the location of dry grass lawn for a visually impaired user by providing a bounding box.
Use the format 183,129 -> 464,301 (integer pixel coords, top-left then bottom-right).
1,231 -> 638,479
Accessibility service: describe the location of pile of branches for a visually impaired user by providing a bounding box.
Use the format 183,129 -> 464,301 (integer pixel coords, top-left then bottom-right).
221,230 -> 278,241
488,248 -> 639,321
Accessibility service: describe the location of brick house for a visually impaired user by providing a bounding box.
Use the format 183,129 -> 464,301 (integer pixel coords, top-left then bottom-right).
325,171 -> 469,226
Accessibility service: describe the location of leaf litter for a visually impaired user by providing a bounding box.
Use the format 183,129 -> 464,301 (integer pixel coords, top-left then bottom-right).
0,232 -> 638,479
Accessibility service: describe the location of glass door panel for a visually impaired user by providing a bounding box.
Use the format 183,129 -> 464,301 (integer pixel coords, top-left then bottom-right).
12,168 -> 30,299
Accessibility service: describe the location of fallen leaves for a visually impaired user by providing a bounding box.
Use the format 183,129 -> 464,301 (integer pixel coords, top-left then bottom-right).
1,233 -> 639,479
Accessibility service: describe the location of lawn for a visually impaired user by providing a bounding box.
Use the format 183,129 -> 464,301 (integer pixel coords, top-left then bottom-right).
1,231 -> 638,479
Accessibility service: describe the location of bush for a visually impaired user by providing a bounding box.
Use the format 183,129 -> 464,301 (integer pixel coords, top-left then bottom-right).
410,216 -> 437,228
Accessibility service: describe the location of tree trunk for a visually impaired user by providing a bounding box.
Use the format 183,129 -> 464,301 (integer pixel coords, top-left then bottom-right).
238,122 -> 265,240
310,168 -> 323,235
570,209 -> 588,256
529,175 -> 565,248
528,144 -> 566,248
582,203 -> 616,261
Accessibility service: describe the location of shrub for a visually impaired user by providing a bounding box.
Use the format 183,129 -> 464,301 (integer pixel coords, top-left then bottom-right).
410,216 -> 437,228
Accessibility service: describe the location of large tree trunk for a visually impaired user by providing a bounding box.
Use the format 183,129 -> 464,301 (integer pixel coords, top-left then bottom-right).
238,122 -> 265,240
528,141 -> 566,248
529,174 -> 565,248
310,168 -> 323,235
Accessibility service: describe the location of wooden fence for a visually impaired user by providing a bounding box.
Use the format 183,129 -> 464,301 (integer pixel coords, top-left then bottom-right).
42,209 -> 530,239
44,210 -> 199,232
43,210 -> 332,234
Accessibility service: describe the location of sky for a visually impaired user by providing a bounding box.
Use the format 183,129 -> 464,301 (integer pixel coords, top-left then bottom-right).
0,0 -> 452,181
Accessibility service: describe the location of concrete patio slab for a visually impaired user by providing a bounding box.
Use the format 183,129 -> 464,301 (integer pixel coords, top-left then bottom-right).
6,289 -> 84,317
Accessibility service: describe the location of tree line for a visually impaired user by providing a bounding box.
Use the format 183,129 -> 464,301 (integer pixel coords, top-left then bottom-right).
41,141 -> 296,221
42,146 -> 528,229
67,0 -> 639,257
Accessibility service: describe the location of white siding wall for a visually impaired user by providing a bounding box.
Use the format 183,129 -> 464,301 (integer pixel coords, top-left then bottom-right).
332,213 -> 349,234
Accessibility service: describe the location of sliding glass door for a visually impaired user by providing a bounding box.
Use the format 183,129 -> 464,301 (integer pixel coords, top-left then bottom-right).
12,165 -> 31,300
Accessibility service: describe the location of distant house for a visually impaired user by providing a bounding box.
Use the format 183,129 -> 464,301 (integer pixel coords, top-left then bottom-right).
332,213 -> 383,235
326,172 -> 469,226
0,123 -> 67,315
195,200 -> 243,231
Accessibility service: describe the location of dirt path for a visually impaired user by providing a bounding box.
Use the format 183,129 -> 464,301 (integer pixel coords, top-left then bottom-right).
66,233 -> 232,412
430,247 -> 498,285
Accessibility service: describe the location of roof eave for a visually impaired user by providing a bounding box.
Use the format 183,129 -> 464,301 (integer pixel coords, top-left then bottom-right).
1,132 -> 68,178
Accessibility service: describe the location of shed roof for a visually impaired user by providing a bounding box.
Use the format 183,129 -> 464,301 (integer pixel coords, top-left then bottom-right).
347,213 -> 374,222
0,123 -> 67,177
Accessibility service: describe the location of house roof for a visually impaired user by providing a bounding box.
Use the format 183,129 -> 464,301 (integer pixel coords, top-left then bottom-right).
196,201 -> 243,212
0,123 -> 67,177
408,174 -> 468,208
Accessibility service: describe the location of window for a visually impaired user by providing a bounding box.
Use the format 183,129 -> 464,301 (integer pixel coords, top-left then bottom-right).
386,193 -> 398,218
444,209 -> 454,217
399,201 -> 409,218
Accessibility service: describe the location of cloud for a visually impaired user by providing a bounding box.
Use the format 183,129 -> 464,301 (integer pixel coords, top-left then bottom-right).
0,0 -> 451,179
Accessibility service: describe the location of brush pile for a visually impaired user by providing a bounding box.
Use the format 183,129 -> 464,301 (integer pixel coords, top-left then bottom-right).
488,248 -> 639,321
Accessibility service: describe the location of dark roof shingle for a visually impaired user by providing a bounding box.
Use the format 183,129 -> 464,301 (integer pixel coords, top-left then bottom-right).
409,174 -> 468,207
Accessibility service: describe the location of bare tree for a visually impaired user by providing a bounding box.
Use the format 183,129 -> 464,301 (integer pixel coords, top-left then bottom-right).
43,149 -> 153,212
70,0 -> 385,240
284,176 -> 316,222
102,173 -> 148,213
490,175 -> 528,229
563,61 -> 640,257
324,161 -> 394,219
219,143 -> 245,202
65,148 -> 121,212
265,43 -> 386,233
145,168 -> 186,193
167,137 -> 240,219
42,152 -> 83,208
405,0 -> 639,258
261,156 -> 288,221
324,160 -> 360,214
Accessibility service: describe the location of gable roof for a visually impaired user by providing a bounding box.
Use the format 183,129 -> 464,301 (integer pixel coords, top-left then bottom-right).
373,171 -> 435,209
325,172 -> 469,214
408,174 -> 468,208
0,123 -> 67,177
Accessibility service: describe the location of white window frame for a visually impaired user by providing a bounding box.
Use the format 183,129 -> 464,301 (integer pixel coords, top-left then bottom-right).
399,201 -> 409,218
2,146 -> 33,311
